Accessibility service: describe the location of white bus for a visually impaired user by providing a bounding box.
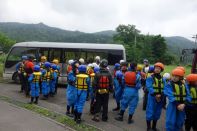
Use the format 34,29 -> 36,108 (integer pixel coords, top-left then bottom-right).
3,42 -> 126,84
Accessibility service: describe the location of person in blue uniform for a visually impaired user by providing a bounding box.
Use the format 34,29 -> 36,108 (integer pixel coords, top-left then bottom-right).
115,63 -> 141,124
164,68 -> 191,131
146,62 -> 165,131
74,65 -> 90,124
28,65 -> 42,104
66,60 -> 79,117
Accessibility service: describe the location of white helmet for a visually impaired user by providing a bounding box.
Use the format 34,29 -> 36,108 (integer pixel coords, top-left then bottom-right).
144,67 -> 149,73
88,63 -> 93,67
163,73 -> 171,80
95,56 -> 100,61
120,60 -> 125,64
79,58 -> 85,64
92,62 -> 99,68
68,59 -> 74,65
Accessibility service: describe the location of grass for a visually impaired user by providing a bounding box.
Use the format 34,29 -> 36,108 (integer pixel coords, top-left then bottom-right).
162,65 -> 191,76
0,95 -> 100,131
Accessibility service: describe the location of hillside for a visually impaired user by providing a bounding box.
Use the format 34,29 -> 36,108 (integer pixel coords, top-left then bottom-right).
165,36 -> 196,56
0,22 -> 196,57
0,22 -> 113,43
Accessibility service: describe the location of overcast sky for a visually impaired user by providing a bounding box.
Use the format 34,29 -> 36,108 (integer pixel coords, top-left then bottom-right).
0,0 -> 196,40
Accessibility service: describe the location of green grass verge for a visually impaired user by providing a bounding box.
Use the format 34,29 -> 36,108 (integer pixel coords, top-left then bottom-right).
162,65 -> 191,76
0,95 -> 100,131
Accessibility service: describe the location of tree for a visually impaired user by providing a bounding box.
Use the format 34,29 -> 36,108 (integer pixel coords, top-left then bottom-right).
0,32 -> 16,53
113,24 -> 174,64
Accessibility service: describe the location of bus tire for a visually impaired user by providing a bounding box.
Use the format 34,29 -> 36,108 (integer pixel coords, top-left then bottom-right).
12,72 -> 20,83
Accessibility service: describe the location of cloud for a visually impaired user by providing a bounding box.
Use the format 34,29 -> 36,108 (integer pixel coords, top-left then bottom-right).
0,0 -> 197,39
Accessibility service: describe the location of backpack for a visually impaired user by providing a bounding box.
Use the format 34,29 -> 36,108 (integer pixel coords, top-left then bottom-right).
124,71 -> 136,86
99,75 -> 110,89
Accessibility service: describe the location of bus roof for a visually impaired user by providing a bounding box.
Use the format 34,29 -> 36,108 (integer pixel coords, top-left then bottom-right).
13,42 -> 125,50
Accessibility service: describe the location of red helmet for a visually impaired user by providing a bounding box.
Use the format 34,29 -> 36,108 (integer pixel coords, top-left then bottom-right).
154,62 -> 164,71
186,74 -> 197,82
172,68 -> 184,77
176,66 -> 185,74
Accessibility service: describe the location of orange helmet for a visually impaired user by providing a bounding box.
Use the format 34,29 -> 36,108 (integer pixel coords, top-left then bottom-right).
172,68 -> 184,77
186,74 -> 197,82
154,62 -> 164,71
176,66 -> 185,74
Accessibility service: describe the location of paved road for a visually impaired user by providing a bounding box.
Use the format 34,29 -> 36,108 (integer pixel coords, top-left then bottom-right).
0,82 -> 166,131
0,100 -> 70,131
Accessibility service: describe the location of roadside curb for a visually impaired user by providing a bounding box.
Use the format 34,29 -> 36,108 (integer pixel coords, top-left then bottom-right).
0,95 -> 102,131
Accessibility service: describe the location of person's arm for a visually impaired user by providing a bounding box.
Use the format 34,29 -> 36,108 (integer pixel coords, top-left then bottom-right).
164,82 -> 176,103
146,76 -> 154,95
185,84 -> 192,103
108,73 -> 113,91
135,74 -> 141,90
28,74 -> 34,82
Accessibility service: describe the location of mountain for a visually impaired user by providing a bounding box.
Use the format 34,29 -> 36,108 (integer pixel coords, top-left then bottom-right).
0,22 -> 113,43
0,22 -> 196,57
164,36 -> 196,56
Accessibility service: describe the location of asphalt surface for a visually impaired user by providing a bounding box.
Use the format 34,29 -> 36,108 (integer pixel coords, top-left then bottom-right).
0,82 -> 166,131
0,100 -> 70,131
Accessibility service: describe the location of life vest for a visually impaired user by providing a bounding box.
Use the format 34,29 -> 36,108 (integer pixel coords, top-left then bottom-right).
42,70 -> 51,82
152,75 -> 164,94
90,73 -> 95,87
124,71 -> 136,87
99,75 -> 110,89
32,72 -> 42,83
75,74 -> 89,90
67,65 -> 72,74
190,86 -> 197,104
172,82 -> 187,103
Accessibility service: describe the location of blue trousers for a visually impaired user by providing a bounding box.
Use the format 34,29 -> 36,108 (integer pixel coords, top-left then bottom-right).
74,90 -> 87,113
120,87 -> 139,115
30,82 -> 39,97
42,81 -> 50,95
66,84 -> 77,106
166,102 -> 185,131
146,94 -> 163,121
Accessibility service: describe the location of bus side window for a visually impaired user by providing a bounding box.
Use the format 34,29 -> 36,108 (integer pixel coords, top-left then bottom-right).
64,51 -> 75,63
5,47 -> 37,68
49,48 -> 62,63
108,50 -> 123,65
38,48 -> 49,61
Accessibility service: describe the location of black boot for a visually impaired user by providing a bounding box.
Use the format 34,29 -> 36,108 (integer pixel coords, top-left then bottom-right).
74,110 -> 78,121
29,97 -> 34,104
146,120 -> 152,131
128,114 -> 134,124
66,105 -> 70,114
115,110 -> 124,121
152,120 -> 158,131
34,97 -> 39,104
112,102 -> 120,111
76,113 -> 82,124
67,106 -> 74,117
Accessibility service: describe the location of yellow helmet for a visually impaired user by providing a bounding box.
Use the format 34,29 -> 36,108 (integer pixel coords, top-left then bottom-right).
137,64 -> 143,71
41,56 -> 47,61
53,59 -> 59,64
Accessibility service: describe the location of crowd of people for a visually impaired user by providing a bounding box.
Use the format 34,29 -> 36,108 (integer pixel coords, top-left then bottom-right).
15,55 -> 197,131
